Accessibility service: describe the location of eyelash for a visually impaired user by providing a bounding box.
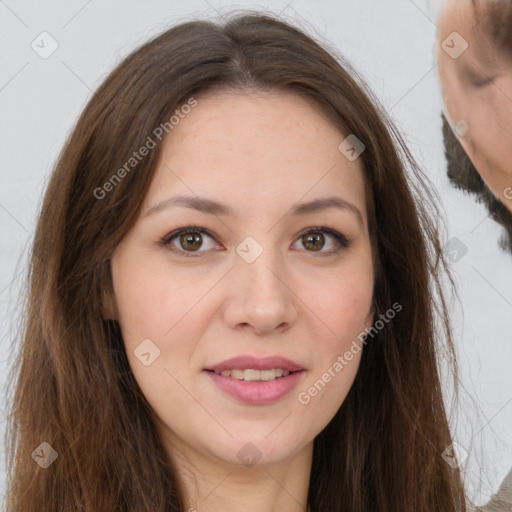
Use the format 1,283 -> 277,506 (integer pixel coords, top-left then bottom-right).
159,225 -> 352,258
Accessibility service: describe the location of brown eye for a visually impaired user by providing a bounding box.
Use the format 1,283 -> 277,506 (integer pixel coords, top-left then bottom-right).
292,227 -> 351,254
302,232 -> 325,251
179,232 -> 203,251
161,226 -> 218,257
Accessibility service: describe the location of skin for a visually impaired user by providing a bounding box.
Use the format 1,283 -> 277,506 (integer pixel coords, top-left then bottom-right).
437,0 -> 512,212
109,90 -> 375,512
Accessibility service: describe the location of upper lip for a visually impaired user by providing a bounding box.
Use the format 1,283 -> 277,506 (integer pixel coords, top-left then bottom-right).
204,355 -> 304,373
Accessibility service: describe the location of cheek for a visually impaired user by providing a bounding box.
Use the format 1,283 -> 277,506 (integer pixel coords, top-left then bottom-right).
113,270 -> 168,340
113,267 -> 203,411
112,254 -> 211,341
111,256 -> 215,384
307,263 -> 373,336
461,98 -> 510,180
298,262 -> 373,412
490,91 -> 512,160
296,285 -> 367,429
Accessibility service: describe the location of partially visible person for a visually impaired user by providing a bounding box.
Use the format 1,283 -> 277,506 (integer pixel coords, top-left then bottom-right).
437,0 -> 512,252
437,1 -> 512,511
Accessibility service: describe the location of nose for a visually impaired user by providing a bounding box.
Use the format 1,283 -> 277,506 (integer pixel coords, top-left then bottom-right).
222,246 -> 299,336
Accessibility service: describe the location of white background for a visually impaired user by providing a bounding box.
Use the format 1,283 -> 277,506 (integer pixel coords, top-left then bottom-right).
1,0 -> 511,506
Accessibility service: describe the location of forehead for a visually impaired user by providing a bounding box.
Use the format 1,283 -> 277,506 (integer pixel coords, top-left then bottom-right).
439,0 -> 496,50
148,90 -> 367,217
439,0 -> 476,31
438,1 -> 504,73
166,90 -> 343,157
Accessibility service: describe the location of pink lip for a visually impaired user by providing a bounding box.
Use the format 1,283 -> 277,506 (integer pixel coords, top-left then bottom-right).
204,369 -> 306,405
203,355 -> 304,373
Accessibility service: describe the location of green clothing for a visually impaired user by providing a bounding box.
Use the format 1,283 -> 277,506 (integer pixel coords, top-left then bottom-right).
475,467 -> 512,512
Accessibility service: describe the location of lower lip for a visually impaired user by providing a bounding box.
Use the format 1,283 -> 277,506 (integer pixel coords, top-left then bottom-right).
204,370 -> 305,405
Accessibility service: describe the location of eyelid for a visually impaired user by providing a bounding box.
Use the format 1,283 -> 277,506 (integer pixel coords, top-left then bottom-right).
464,68 -> 495,87
470,76 -> 494,87
159,225 -> 352,258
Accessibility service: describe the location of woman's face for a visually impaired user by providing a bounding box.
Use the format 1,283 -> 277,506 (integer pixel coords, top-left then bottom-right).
437,0 -> 512,211
110,91 -> 374,469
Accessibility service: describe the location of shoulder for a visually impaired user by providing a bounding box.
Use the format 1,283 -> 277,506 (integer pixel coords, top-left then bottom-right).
473,467 -> 512,512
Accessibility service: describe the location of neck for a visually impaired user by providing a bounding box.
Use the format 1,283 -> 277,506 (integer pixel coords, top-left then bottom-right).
166,434 -> 313,512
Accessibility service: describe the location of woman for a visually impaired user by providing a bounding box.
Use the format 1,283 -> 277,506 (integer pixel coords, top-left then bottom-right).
5,12 -> 467,512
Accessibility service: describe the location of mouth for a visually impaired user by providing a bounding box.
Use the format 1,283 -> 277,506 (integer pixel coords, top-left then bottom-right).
204,355 -> 304,374
203,368 -> 306,405
205,368 -> 302,382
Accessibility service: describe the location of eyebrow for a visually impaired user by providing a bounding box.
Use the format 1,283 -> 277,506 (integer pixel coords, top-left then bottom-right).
144,195 -> 364,225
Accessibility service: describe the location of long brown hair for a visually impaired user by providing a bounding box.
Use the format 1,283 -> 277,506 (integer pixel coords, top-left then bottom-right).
4,12 -> 467,511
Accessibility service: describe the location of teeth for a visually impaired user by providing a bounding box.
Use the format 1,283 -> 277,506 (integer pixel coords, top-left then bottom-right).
215,368 -> 291,381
